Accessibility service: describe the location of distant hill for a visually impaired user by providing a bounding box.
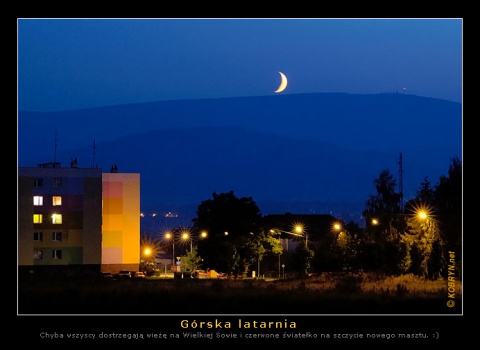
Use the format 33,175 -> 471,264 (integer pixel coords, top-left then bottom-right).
18,92 -> 462,227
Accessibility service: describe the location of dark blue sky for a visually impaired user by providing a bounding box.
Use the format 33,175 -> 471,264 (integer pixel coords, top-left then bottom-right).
18,18 -> 462,112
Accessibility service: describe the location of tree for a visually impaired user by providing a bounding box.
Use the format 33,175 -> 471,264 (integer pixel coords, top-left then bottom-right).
417,177 -> 436,203
400,157 -> 460,279
192,191 -> 263,275
179,246 -> 203,274
363,169 -> 404,242
434,156 -> 462,254
362,169 -> 407,275
401,205 -> 445,279
291,240 -> 314,278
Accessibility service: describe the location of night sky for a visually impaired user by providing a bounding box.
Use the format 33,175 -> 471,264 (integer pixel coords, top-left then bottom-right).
17,18 -> 463,225
18,18 -> 462,112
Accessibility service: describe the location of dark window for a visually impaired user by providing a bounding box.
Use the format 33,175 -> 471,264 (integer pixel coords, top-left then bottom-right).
53,178 -> 62,188
33,232 -> 43,241
52,250 -> 62,259
52,232 -> 62,242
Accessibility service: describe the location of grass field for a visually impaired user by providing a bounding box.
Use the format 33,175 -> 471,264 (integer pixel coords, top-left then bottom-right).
17,272 -> 462,315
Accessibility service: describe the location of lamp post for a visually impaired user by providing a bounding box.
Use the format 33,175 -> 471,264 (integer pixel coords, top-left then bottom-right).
270,224 -> 305,279
270,226 -> 305,241
141,247 -> 152,273
166,228 -> 208,261
278,251 -> 281,279
181,231 -> 192,252
257,257 -> 260,279
164,232 -> 175,267
333,221 -> 353,245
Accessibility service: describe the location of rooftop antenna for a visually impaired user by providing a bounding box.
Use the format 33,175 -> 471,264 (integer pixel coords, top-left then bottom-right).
92,139 -> 96,168
398,152 -> 404,211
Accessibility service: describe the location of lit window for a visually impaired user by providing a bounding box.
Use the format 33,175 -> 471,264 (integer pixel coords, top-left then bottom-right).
34,178 -> 43,187
33,196 -> 43,206
52,232 -> 62,242
51,214 -> 62,224
33,214 -> 43,224
52,250 -> 62,260
33,232 -> 43,241
33,250 -> 43,260
53,178 -> 62,188
52,196 -> 62,206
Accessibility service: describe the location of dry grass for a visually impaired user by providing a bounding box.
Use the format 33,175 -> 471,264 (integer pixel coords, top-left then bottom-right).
18,272 -> 462,315
293,272 -> 462,298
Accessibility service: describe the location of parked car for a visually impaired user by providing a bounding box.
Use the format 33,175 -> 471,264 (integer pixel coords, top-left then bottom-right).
117,270 -> 133,278
101,272 -> 113,279
133,271 -> 146,279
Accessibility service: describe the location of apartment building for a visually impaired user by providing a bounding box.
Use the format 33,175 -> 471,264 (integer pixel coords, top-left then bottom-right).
18,160 -> 140,276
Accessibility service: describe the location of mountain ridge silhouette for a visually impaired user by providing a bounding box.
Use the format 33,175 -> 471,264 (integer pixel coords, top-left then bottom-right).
18,92 -> 462,227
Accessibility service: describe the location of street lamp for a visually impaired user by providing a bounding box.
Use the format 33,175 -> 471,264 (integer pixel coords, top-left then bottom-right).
270,225 -> 306,242
417,210 -> 428,220
141,247 -> 152,274
333,222 -> 342,232
164,231 -> 175,266
333,221 -> 353,239
270,224 -> 306,279
167,228 -> 207,255
180,230 -> 192,252
143,247 -> 152,258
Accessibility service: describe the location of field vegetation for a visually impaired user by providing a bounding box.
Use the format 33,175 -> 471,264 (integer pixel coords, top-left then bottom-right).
18,272 -> 461,315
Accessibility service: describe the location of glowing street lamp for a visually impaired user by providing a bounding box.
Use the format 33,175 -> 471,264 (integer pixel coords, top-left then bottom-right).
333,222 -> 342,232
271,225 -> 306,242
143,247 -> 152,257
417,210 -> 428,220
164,231 -> 175,266
333,222 -> 351,245
181,230 -> 193,252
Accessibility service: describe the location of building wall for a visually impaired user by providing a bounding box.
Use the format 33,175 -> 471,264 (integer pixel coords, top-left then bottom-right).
18,165 -> 103,275
83,177 -> 103,265
101,173 -> 140,273
19,163 -> 142,275
18,177 -> 34,266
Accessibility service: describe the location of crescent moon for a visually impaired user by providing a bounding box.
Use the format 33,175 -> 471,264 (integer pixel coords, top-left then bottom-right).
274,72 -> 288,93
